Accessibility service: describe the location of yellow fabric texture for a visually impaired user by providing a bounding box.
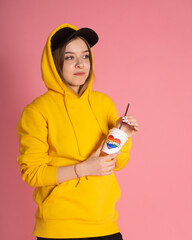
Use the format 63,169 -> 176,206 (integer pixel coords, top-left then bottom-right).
17,23 -> 132,238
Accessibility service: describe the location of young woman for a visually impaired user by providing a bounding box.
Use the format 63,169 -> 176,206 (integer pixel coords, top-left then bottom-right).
17,24 -> 139,240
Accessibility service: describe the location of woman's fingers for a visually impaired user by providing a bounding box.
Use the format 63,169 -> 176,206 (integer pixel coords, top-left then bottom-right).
103,170 -> 113,175
101,157 -> 117,175
122,115 -> 139,129
105,157 -> 116,167
133,126 -> 139,131
123,119 -> 138,126
122,115 -> 137,123
101,152 -> 120,162
92,140 -> 105,157
93,154 -> 117,176
102,162 -> 116,175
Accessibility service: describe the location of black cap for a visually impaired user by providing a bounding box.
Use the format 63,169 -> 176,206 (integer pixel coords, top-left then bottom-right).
51,27 -> 99,51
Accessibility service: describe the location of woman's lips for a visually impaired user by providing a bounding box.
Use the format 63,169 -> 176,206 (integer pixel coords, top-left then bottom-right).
74,72 -> 85,76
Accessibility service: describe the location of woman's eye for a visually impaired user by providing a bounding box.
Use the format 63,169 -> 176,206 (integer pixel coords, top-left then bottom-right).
83,54 -> 89,59
65,56 -> 74,60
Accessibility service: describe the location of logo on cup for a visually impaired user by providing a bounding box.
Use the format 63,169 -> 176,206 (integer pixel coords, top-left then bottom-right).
106,135 -> 121,149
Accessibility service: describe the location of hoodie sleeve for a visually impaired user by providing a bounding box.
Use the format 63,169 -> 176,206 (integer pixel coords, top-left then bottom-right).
107,100 -> 132,171
17,106 -> 58,187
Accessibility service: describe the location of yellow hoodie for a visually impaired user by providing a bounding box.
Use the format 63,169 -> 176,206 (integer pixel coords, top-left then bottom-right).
17,24 -> 132,238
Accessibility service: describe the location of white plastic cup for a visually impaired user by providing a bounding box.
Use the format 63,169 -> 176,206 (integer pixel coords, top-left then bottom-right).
101,128 -> 128,154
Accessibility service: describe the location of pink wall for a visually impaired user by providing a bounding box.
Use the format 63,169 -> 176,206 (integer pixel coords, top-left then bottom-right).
1,0 -> 192,239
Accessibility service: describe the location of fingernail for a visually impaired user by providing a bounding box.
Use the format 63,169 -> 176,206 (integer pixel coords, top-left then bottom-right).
122,119 -> 128,123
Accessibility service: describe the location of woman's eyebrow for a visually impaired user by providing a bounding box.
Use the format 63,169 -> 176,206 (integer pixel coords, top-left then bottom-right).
65,51 -> 74,54
64,50 -> 89,54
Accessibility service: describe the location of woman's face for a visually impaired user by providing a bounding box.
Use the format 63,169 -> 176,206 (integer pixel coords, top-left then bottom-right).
62,37 -> 91,93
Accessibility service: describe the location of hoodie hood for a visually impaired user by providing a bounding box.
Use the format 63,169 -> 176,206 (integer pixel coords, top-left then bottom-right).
41,23 -> 95,98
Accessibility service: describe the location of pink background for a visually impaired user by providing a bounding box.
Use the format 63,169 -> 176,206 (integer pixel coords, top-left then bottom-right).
1,0 -> 192,239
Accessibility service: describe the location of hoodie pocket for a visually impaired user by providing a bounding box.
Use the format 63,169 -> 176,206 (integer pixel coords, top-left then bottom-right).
41,179 -> 79,220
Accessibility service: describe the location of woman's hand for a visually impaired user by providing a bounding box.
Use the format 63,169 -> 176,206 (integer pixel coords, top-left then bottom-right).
77,143 -> 120,177
116,115 -> 139,137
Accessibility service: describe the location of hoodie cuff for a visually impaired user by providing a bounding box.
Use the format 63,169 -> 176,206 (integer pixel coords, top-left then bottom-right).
41,166 -> 59,186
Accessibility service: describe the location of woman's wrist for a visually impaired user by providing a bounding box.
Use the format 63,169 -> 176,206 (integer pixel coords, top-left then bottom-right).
75,162 -> 86,178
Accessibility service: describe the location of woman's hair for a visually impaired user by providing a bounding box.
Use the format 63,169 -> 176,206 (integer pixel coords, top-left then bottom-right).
52,36 -> 93,96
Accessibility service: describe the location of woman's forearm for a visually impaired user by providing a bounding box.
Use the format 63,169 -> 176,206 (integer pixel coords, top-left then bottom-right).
57,163 -> 84,184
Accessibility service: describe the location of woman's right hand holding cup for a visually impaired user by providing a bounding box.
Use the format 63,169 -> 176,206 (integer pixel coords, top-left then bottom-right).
77,143 -> 120,177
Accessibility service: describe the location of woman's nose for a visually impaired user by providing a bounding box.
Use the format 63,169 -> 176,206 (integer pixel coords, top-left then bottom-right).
75,58 -> 83,68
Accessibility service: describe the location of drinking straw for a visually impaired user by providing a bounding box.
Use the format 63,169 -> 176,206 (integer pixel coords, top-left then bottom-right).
119,103 -> 130,129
